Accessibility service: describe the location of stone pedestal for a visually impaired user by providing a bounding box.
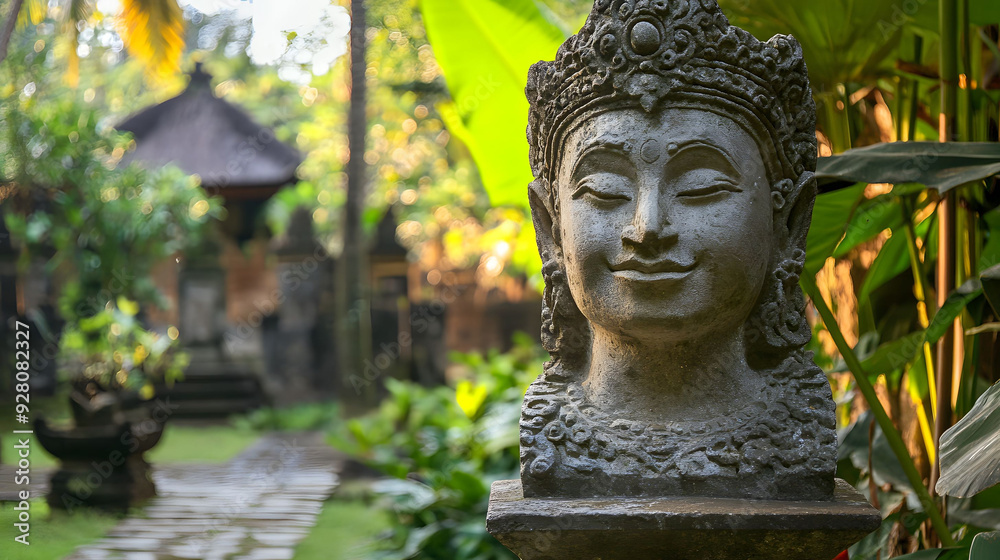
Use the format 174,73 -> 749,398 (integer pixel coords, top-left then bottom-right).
487,479 -> 881,560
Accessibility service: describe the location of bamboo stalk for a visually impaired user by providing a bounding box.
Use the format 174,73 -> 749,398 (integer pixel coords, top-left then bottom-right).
802,274 -> 956,547
932,0 -> 960,504
900,197 -> 938,464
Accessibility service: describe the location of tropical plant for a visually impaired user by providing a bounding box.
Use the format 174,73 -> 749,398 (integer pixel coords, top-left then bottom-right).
331,334 -> 545,559
0,0 -> 185,82
58,297 -> 189,397
419,0 -> 1000,557
1,43 -> 221,399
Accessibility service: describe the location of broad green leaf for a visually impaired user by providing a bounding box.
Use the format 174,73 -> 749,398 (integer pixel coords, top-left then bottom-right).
719,0 -> 906,93
805,183 -> 867,274
421,0 -> 566,209
861,331 -> 924,379
971,531 -> 1000,560
816,142 -> 1000,193
840,413 -> 914,497
859,228 -> 910,305
833,195 -> 904,258
980,209 -> 1000,273
926,278 -> 984,344
858,212 -> 936,306
953,508 -> 1000,530
982,264 -> 1000,317
936,381 -> 1000,498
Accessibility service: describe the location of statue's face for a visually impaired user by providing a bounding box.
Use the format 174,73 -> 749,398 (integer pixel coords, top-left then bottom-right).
555,107 -> 773,342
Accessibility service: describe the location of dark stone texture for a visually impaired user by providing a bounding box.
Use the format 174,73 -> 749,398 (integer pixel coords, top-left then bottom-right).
518,0 -> 833,502
488,479 -> 881,560
488,0 -> 881,556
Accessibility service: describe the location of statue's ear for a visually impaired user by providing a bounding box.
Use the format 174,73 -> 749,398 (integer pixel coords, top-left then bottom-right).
782,171 -> 817,253
528,179 -> 559,260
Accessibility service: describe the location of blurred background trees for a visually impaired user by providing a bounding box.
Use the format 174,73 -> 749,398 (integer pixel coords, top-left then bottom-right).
1,0 -> 1000,558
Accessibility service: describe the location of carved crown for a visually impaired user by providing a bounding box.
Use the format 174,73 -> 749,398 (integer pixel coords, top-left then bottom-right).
526,0 -> 816,185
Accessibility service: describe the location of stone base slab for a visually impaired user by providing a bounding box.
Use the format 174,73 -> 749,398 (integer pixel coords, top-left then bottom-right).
486,479 -> 880,560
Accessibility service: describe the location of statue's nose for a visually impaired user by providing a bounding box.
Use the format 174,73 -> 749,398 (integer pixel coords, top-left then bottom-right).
622,187 -> 675,249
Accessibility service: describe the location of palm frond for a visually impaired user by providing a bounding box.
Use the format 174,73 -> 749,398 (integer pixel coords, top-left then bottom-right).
118,0 -> 185,81
16,0 -> 45,27
64,0 -> 93,87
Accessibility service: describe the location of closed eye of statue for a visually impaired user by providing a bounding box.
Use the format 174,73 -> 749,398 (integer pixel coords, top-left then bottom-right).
676,181 -> 743,200
572,173 -> 633,203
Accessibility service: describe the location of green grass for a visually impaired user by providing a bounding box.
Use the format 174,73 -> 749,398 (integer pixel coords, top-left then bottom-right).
1,393 -> 261,466
294,493 -> 392,560
2,422 -> 260,468
0,499 -> 121,560
146,424 -> 260,464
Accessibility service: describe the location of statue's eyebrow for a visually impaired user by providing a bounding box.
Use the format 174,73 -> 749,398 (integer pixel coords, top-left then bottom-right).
668,140 -> 742,178
569,136 -> 629,179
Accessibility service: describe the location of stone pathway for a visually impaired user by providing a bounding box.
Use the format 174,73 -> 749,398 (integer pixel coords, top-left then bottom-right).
67,432 -> 341,560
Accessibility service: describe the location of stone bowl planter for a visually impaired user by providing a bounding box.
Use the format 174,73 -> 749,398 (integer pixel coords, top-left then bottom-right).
35,406 -> 164,511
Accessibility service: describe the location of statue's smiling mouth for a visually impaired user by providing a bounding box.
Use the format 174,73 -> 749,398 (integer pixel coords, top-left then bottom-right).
609,256 -> 696,281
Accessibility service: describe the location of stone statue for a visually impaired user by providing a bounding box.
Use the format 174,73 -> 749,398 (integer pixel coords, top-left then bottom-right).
487,1 -> 881,557
520,0 -> 832,502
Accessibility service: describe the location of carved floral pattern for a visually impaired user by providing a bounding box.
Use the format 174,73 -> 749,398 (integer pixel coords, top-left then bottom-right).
521,0 -> 836,501
519,350 -> 838,498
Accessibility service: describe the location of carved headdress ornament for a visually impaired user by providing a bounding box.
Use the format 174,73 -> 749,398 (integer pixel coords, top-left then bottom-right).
527,0 -> 820,367
526,0 -> 817,186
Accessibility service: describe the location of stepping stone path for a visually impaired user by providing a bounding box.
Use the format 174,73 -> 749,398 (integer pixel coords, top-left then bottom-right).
67,432 -> 340,560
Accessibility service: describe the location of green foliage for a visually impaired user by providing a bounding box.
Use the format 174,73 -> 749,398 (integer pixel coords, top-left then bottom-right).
234,402 -> 343,432
0,500 -> 120,559
1,37 -> 220,389
418,0 -> 569,277
1,75 -> 222,320
805,183 -> 868,274
816,143 -> 1000,195
420,0 -> 564,209
971,531 -> 1000,560
292,496 -> 393,560
331,336 -> 546,560
58,298 -> 188,391
937,380 -> 1000,499
718,0 -> 907,93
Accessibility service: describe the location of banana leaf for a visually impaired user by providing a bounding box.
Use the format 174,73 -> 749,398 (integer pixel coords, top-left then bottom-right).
420,0 -> 566,209
816,142 -> 1000,193
718,0 -> 906,93
936,380 -> 1000,498
926,278 -> 984,344
971,531 -> 1000,560
805,183 -> 867,274
983,264 -> 1000,317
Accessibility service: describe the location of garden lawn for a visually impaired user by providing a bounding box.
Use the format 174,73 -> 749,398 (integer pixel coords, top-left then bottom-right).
1,423 -> 260,468
146,424 -> 260,464
0,499 -> 120,560
293,496 -> 391,559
